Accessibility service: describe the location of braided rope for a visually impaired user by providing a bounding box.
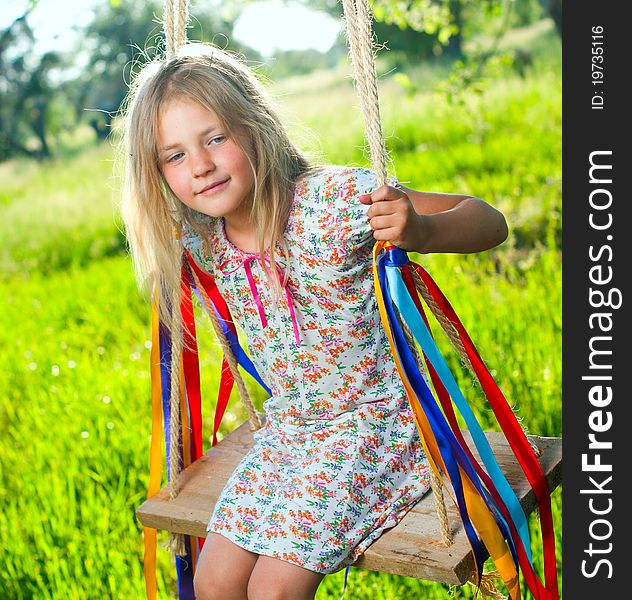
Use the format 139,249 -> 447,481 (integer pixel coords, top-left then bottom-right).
163,0 -> 189,58
400,318 -> 452,545
164,0 -> 280,429
410,267 -> 475,372
163,0 -> 174,56
166,274 -> 186,556
469,570 -> 508,600
168,312 -> 184,498
429,468 -> 452,545
341,0 -> 387,186
341,0 -> 453,543
188,264 -> 263,431
163,0 -> 263,435
176,0 -> 188,52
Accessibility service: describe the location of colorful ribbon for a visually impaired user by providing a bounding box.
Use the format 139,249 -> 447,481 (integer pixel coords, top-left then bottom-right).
411,258 -> 559,598
373,241 -> 559,599
144,255 -> 273,600
384,249 -> 531,559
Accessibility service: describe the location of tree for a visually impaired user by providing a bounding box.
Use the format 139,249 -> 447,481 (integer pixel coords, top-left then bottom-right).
538,0 -> 561,36
0,12 -> 63,160
304,0 -> 501,61
306,0 -> 550,61
306,0 -> 454,59
75,1 -> 167,139
76,0 -> 261,140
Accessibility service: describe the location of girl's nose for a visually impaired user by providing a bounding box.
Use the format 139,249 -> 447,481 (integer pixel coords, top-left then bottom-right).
191,150 -> 214,177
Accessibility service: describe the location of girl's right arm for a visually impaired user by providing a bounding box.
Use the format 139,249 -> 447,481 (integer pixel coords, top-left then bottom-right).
359,184 -> 508,255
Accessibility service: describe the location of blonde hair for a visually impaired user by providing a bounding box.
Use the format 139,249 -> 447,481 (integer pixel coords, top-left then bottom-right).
119,42 -> 318,323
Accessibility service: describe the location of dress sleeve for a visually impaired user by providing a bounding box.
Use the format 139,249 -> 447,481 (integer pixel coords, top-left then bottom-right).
298,166 -> 398,267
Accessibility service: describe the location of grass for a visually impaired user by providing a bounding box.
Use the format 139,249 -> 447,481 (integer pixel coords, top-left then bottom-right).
0,143 -> 126,278
0,20 -> 561,600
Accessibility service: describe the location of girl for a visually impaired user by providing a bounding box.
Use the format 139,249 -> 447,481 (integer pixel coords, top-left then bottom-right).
120,43 -> 508,600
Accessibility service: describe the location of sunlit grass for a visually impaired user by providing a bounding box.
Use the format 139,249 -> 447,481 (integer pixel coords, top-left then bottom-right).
0,143 -> 125,278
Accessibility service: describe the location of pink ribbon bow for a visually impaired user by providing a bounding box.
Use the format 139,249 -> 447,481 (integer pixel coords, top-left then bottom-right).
219,254 -> 301,345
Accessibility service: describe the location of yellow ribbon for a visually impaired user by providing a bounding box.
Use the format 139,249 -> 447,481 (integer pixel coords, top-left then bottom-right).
372,242 -> 520,598
144,298 -> 164,600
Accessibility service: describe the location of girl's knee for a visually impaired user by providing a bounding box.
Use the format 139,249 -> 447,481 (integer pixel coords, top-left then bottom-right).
192,572 -> 222,600
194,533 -> 259,600
247,580 -> 322,600
194,565 -> 251,600
247,559 -> 325,600
247,581 -> 289,600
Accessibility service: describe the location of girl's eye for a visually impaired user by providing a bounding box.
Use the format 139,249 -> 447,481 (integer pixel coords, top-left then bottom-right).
208,135 -> 226,146
166,152 -> 184,163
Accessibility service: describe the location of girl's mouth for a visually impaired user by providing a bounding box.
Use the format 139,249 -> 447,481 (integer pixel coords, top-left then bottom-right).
199,179 -> 229,195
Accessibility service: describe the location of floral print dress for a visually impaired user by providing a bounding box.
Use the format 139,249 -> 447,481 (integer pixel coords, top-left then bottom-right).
182,166 -> 431,574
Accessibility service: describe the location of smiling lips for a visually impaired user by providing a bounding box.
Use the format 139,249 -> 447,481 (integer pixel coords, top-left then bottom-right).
198,179 -> 229,195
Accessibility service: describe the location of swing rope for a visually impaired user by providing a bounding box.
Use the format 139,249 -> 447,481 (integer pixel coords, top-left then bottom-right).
340,0 -> 388,187
164,0 -> 264,433
162,4 -> 190,553
340,0 -> 541,557
161,3 -> 262,558
163,0 -> 189,58
340,0 -> 453,546
188,263 -> 264,431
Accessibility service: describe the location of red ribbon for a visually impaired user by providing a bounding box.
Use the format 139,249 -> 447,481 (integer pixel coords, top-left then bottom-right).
180,263 -> 203,462
184,254 -> 239,448
412,262 -> 559,599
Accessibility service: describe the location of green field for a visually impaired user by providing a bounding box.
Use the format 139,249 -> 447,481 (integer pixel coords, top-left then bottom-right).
0,21 -> 561,600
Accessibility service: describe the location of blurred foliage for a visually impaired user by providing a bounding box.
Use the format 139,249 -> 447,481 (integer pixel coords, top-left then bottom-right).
0,0 -> 561,163
266,45 -> 347,79
307,0 -> 553,60
75,0 -> 259,140
301,0 -> 556,95
0,10 -> 67,160
538,0 -> 561,35
0,0 -> 260,162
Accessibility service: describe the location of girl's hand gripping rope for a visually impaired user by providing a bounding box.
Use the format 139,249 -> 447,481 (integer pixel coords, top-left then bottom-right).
359,184 -> 428,253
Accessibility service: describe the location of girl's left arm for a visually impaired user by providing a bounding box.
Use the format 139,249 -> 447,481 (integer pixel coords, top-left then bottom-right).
359,184 -> 508,254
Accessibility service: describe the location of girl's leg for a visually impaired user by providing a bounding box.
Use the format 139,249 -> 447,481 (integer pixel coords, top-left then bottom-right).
247,556 -> 326,600
194,533 -> 260,600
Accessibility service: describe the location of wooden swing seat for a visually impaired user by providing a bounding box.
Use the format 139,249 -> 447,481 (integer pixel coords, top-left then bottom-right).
136,422 -> 561,585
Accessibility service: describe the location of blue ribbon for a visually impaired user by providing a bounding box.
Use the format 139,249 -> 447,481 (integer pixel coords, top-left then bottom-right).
376,253 -> 487,580
159,320 -> 173,471
191,286 -> 272,396
383,248 -> 532,563
175,537 -> 196,600
159,313 -> 197,599
339,565 -> 351,600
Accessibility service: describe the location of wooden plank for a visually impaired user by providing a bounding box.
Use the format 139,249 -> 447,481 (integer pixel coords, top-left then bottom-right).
353,433 -> 562,583
136,424 -> 561,584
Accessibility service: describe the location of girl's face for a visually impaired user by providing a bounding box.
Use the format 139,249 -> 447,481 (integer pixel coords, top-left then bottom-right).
157,97 -> 255,228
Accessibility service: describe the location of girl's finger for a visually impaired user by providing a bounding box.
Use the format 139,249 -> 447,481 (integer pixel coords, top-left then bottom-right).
371,226 -> 400,241
368,201 -> 394,218
359,185 -> 401,205
368,214 -> 397,231
367,195 -> 409,219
